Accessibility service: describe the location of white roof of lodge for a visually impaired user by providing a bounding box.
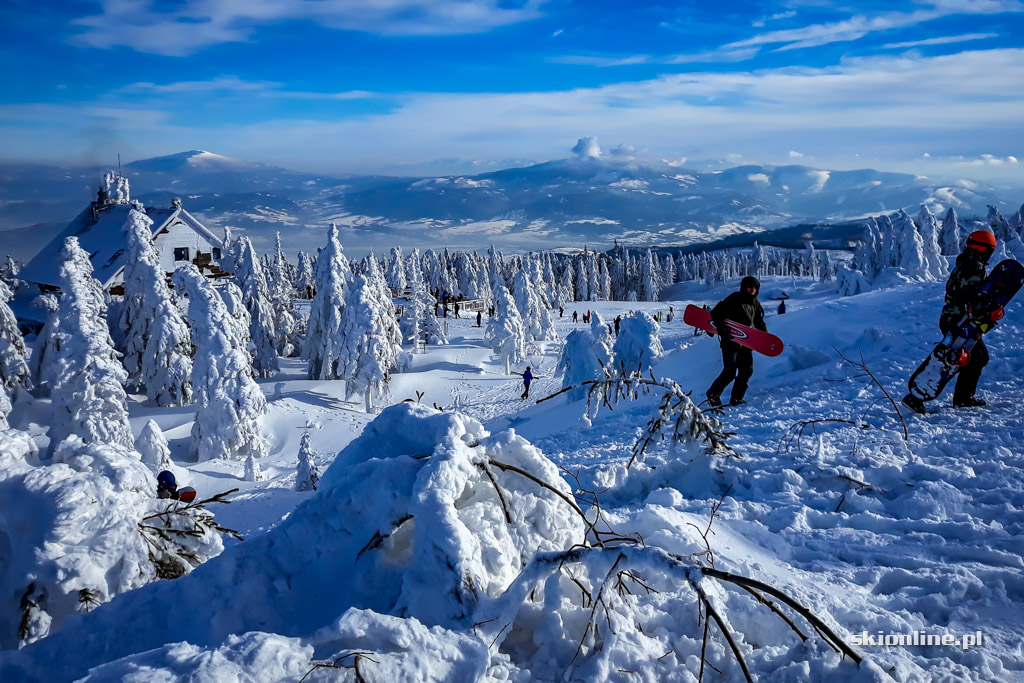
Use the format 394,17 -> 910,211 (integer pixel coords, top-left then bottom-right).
20,202 -> 223,289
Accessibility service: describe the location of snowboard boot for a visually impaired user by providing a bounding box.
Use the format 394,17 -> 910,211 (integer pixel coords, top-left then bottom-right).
729,398 -> 746,406
705,393 -> 722,408
901,393 -> 927,415
953,396 -> 987,408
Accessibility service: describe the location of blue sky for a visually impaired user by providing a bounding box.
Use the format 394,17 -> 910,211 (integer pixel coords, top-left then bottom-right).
1,0 -> 1022,181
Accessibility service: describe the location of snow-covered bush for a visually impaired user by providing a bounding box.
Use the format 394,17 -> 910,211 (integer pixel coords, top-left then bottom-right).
611,311 -> 663,375
135,419 -> 172,472
556,312 -> 613,402
0,431 -> 226,650
835,264 -> 871,297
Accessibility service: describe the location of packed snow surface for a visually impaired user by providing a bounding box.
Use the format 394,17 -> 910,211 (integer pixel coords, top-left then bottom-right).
3,275 -> 1024,682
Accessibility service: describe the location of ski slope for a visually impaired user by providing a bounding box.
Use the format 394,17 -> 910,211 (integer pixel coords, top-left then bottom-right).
3,275 -> 1023,682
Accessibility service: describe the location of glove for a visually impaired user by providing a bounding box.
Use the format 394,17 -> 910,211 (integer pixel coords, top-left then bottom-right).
988,305 -> 1004,322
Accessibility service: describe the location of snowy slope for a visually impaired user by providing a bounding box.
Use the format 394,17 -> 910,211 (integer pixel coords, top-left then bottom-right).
3,277 -> 1024,681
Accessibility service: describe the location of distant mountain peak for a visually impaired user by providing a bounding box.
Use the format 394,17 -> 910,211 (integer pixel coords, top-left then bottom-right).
126,150 -> 257,173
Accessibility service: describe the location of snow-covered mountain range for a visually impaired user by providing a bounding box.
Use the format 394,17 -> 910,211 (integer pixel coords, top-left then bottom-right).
1,150 -> 1020,259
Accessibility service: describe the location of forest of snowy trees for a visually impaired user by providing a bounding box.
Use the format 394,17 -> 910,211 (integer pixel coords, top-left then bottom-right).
0,185 -> 1022,656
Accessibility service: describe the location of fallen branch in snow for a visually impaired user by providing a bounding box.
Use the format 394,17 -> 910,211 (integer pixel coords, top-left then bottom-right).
685,485 -> 732,568
300,651 -> 379,683
830,348 -> 908,441
536,368 -> 740,470
137,488 -> 243,580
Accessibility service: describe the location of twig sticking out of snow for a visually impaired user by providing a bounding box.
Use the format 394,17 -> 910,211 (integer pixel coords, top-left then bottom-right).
137,489 -> 243,579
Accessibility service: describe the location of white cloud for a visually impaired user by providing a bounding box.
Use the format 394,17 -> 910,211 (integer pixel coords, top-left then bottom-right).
553,46 -> 758,67
882,32 -> 999,49
572,137 -> 602,158
748,173 -> 770,183
726,3 -> 1023,52
6,49 -> 1024,183
71,0 -> 547,55
789,150 -> 804,158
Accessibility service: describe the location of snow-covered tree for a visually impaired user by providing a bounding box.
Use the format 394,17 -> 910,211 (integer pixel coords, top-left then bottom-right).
103,171 -> 130,204
611,311 -> 663,375
556,312 -> 614,402
512,268 -> 558,342
916,206 -> 948,279
835,264 -> 871,297
0,279 -> 30,399
173,265 -> 267,462
486,282 -> 527,374
218,283 -> 251,359
335,274 -> 403,412
940,207 -> 961,255
235,237 -> 279,377
295,430 -> 319,492
401,251 -> 447,349
116,206 -> 192,406
48,237 -> 134,454
295,251 -> 316,299
305,225 -> 350,380
28,294 -> 59,391
268,233 -> 299,358
136,419 -> 173,472
639,250 -> 660,301
244,453 -> 264,482
386,246 -> 407,292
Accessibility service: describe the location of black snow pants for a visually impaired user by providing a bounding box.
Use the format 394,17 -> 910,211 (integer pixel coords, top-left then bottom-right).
708,343 -> 754,403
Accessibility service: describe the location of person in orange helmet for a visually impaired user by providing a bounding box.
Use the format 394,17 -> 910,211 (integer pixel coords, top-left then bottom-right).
939,230 -> 999,408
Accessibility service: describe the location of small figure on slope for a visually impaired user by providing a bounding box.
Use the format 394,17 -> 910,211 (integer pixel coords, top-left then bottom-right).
520,366 -> 533,400
706,276 -> 767,408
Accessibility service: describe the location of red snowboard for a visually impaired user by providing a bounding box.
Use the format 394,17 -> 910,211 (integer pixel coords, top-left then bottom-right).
683,304 -> 784,357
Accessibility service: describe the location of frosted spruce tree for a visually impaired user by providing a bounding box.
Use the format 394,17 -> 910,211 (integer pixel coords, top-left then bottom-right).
235,237 -> 279,377
401,252 -> 447,348
173,265 -> 267,462
268,233 -> 299,357
305,225 -> 350,380
0,279 -> 31,399
117,205 -> 192,406
335,274 -> 403,412
244,453 -> 264,482
916,206 -> 949,279
612,311 -> 664,376
295,251 -> 316,299
218,282 -> 252,361
556,312 -> 614,402
486,281 -> 527,375
512,268 -> 558,342
27,293 -> 59,390
48,237 -> 134,453
386,246 -> 407,292
295,430 -> 320,492
135,419 -> 173,472
940,207 -> 962,256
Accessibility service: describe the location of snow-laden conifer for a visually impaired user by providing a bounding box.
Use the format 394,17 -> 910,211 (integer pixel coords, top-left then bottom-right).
268,233 -> 299,357
940,207 -> 961,255
0,279 -> 31,399
295,430 -> 319,492
916,206 -> 948,279
305,225 -> 349,379
335,274 -> 403,413
235,237 -> 279,377
244,453 -> 264,482
136,419 -> 173,472
386,246 -> 407,292
486,281 -> 527,375
48,237 -> 134,454
295,251 -> 316,299
116,206 -> 192,405
173,265 -> 267,462
28,294 -> 59,391
402,252 -> 447,348
835,264 -> 871,296
556,312 -> 613,402
512,268 -> 558,342
103,171 -> 130,204
574,257 -> 590,301
640,250 -> 660,301
218,283 -> 252,359
612,311 -> 663,375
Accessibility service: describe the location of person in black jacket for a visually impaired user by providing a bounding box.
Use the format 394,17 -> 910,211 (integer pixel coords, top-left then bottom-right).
706,276 -> 767,407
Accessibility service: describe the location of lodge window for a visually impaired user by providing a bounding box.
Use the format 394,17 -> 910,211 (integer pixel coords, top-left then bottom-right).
212,247 -> 222,260
173,247 -> 190,261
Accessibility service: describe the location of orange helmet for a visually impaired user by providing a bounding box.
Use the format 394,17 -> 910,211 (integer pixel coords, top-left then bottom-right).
966,230 -> 997,253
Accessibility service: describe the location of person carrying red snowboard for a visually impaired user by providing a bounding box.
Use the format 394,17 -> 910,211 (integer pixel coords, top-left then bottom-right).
706,276 -> 767,407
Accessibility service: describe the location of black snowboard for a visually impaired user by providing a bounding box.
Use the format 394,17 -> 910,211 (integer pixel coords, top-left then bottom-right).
905,259 -> 1024,405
